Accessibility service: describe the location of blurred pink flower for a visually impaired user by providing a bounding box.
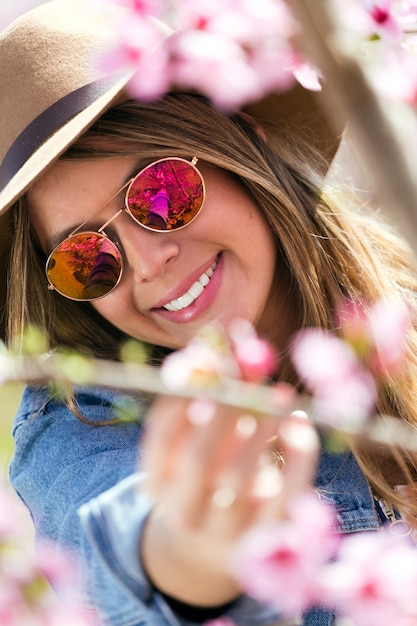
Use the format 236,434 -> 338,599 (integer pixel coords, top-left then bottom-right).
367,0 -> 403,38
369,40 -> 417,104
0,478 -> 97,626
318,530 -> 417,626
335,298 -> 371,362
169,0 -> 300,108
176,0 -> 295,44
161,335 -> 237,389
35,542 -> 79,592
170,30 -> 265,110
315,369 -> 376,425
0,483 -> 31,540
292,329 -> 359,387
228,319 -> 278,382
292,62 -> 322,91
98,13 -> 170,101
96,0 -> 308,109
367,297 -> 411,375
291,328 -> 376,425
334,0 -> 406,39
231,494 -> 337,615
336,297 -> 411,376
101,0 -> 163,16
42,604 -> 98,626
126,45 -> 171,102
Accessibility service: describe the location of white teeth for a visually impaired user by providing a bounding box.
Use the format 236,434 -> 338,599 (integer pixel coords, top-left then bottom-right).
163,260 -> 217,311
164,302 -> 179,312
176,292 -> 195,309
188,282 -> 204,298
199,273 -> 210,287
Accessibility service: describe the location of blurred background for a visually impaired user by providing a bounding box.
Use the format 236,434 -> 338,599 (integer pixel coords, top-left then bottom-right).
0,384 -> 24,481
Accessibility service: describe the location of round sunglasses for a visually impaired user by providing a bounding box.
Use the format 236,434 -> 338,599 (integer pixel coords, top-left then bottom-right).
45,157 -> 205,301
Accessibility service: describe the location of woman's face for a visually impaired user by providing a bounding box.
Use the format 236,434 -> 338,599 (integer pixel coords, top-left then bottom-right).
29,153 -> 283,350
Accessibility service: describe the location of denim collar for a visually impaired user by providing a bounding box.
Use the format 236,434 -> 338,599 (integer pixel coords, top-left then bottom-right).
315,448 -> 380,533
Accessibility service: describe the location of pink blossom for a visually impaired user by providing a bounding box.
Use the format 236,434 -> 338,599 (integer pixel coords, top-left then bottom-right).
168,0 -> 298,108
176,0 -> 295,44
126,44 -> 170,102
228,319 -> 278,382
0,477 -> 97,625
369,41 -> 417,104
170,30 -> 265,110
336,298 -> 369,346
367,297 -> 411,375
0,577 -> 26,623
0,483 -> 31,540
394,0 -> 417,27
42,604 -> 98,626
318,531 -> 417,626
335,297 -> 412,376
314,369 -> 376,426
95,0 -> 305,109
334,0 -> 404,39
99,0 -> 163,17
231,494 -> 337,615
97,13 -> 170,101
292,329 -> 359,387
291,328 -> 376,425
161,334 -> 237,389
292,62 -> 322,92
35,542 -> 79,592
367,0 -> 403,38
246,45 -> 296,96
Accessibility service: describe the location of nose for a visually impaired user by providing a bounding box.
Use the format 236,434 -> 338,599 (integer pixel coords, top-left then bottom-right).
116,217 -> 180,283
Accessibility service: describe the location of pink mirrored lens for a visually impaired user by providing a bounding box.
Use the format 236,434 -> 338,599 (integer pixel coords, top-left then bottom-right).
126,158 -> 205,231
46,233 -> 122,300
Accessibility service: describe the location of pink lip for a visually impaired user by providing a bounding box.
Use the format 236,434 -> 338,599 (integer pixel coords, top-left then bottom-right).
153,252 -> 223,323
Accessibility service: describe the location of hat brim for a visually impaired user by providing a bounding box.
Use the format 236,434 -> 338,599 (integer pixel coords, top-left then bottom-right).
0,74 -> 131,216
0,80 -> 342,218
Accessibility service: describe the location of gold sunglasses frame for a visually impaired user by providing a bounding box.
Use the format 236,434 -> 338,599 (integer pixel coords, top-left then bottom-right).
45,156 -> 205,301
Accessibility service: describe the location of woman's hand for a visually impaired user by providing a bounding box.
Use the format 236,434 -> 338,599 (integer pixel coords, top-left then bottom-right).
140,396 -> 319,607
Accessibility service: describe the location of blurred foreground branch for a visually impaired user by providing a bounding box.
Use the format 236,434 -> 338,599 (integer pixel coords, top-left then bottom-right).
5,352 -> 417,454
287,0 -> 417,254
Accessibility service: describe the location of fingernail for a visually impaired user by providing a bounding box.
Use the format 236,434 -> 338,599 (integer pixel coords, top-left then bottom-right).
290,410 -> 309,420
186,399 -> 216,425
282,421 -> 318,452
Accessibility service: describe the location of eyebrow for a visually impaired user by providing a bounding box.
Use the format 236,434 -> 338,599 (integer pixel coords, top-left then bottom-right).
45,158 -> 150,252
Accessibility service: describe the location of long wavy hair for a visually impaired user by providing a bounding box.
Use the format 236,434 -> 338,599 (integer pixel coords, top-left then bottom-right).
7,93 -> 417,516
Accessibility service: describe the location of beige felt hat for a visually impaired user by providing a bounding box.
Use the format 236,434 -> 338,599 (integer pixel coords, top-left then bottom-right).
0,0 -> 343,215
0,0 -> 343,337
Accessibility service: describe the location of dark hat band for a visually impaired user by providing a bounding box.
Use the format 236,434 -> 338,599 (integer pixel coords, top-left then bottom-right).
0,75 -> 125,193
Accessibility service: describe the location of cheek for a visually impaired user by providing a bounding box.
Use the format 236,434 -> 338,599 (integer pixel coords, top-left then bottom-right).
91,290 -> 126,322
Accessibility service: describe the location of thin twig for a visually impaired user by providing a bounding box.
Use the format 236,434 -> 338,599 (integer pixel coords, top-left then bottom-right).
5,353 -> 417,453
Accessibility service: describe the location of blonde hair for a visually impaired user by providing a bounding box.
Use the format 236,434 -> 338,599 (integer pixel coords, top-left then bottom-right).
7,93 -> 417,515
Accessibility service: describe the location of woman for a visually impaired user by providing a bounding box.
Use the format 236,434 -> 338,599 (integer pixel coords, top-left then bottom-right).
2,1 -> 417,625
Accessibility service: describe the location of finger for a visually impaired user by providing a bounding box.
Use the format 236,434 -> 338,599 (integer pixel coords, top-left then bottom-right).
259,416 -> 319,521
214,415 -> 278,501
208,414 -> 281,533
141,396 -> 192,496
175,404 -> 243,527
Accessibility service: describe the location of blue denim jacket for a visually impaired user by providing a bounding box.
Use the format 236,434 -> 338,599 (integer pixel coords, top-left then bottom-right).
9,385 -> 381,626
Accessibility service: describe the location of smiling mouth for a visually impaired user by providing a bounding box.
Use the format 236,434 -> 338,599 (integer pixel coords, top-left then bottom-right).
163,259 -> 218,312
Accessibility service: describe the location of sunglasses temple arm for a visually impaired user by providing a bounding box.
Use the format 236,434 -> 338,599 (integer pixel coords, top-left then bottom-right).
69,179 -> 132,237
